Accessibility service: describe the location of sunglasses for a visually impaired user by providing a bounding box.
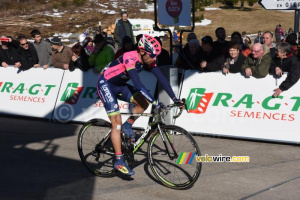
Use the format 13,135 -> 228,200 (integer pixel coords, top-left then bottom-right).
149,53 -> 157,58
143,52 -> 156,58
20,42 -> 28,46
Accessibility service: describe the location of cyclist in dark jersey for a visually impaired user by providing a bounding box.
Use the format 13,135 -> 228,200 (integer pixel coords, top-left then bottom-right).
97,34 -> 180,175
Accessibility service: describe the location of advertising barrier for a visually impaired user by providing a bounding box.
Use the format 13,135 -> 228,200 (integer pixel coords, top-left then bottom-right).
0,67 -> 64,119
175,71 -> 300,143
53,69 -> 157,129
2,66 -> 300,143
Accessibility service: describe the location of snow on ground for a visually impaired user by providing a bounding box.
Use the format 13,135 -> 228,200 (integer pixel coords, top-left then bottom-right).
97,9 -> 116,14
205,7 -> 221,11
195,19 -> 212,26
111,2 -> 118,8
44,11 -> 66,18
98,3 -> 108,8
140,3 -> 154,12
53,33 -> 73,38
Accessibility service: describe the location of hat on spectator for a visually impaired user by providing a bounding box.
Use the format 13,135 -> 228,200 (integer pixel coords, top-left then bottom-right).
49,36 -> 62,45
93,34 -> 105,43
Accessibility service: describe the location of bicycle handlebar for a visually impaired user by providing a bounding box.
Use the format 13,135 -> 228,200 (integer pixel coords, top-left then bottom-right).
149,98 -> 187,126
171,98 -> 188,119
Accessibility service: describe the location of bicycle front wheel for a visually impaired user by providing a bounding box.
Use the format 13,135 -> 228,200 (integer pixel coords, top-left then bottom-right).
77,118 -> 116,177
148,125 -> 202,189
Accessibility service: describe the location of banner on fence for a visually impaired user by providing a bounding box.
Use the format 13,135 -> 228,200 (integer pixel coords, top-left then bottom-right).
175,71 -> 300,143
0,67 -> 64,119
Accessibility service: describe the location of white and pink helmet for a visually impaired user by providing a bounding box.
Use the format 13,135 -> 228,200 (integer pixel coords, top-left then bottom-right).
138,34 -> 162,58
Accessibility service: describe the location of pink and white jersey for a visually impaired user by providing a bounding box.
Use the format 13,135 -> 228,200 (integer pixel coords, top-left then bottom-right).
103,50 -> 155,85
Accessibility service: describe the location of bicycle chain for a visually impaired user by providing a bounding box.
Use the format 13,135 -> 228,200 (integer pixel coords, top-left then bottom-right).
122,133 -> 135,167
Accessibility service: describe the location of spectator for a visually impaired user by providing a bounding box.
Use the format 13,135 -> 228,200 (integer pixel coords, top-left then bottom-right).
17,35 -> 39,71
50,36 -> 73,70
213,27 -> 229,56
76,34 -> 94,57
93,28 -> 101,39
278,24 -> 284,40
85,37 -> 94,53
263,31 -> 276,58
102,32 -> 116,52
30,29 -> 52,69
0,36 -> 21,68
285,33 -> 297,45
241,43 -> 272,78
88,34 -> 115,72
290,42 -> 299,57
275,25 -> 281,44
115,36 -> 134,59
186,32 -> 197,44
182,32 -> 197,55
270,42 -> 300,97
254,31 -> 263,44
288,28 -> 294,35
155,36 -> 171,66
69,44 -> 92,72
200,36 -> 225,72
173,30 -> 180,44
114,11 -> 134,48
222,42 -> 246,74
175,39 -> 202,71
230,31 -> 251,57
242,31 -> 251,47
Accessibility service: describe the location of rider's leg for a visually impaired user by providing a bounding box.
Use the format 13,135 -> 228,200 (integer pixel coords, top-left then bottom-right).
122,93 -> 149,141
109,114 -> 122,153
129,92 -> 150,121
110,114 -> 135,176
97,77 -> 134,175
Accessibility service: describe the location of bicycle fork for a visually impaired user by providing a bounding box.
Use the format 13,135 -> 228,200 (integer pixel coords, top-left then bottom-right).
157,125 -> 178,160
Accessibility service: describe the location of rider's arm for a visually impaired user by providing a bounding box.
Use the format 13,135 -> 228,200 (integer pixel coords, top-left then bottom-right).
127,69 -> 157,104
150,67 -> 178,102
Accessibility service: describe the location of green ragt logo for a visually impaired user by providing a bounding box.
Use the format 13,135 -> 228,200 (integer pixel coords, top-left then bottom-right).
186,88 -> 214,114
60,83 -> 84,105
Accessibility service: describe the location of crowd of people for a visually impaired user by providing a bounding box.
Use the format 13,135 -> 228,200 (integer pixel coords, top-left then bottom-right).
1,14 -> 300,98
174,26 -> 300,97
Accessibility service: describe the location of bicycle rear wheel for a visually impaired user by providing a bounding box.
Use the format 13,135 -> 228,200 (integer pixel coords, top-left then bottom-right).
148,125 -> 202,189
77,118 -> 116,177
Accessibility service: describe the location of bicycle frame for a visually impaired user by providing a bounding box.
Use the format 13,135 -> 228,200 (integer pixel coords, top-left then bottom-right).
97,108 -> 180,159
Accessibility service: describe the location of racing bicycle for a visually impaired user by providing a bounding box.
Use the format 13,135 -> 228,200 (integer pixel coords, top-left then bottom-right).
77,101 -> 202,189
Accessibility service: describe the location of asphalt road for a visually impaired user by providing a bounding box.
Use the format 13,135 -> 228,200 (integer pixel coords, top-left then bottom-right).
0,116 -> 300,200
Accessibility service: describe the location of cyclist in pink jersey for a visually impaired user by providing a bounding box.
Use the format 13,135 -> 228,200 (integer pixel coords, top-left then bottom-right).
97,34 -> 180,176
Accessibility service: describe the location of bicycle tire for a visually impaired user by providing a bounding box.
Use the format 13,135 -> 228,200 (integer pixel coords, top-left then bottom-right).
77,118 -> 116,177
148,125 -> 202,189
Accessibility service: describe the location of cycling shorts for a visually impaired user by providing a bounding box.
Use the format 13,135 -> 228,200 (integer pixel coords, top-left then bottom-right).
97,74 -> 138,116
